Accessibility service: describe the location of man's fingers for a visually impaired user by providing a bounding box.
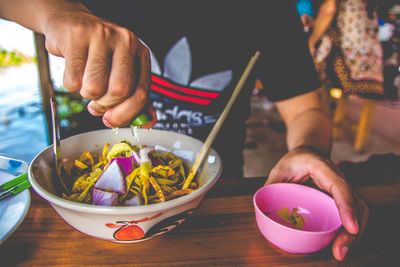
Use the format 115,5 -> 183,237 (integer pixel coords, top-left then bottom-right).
136,43 -> 151,99
263,149 -> 370,262
331,189 -> 369,261
267,152 -> 360,235
332,228 -> 356,261
329,179 -> 359,235
101,86 -> 148,128
289,157 -> 360,236
86,30 -> 149,116
265,165 -> 292,185
63,48 -> 88,92
91,39 -> 138,114
80,35 -> 112,104
43,9 -> 152,128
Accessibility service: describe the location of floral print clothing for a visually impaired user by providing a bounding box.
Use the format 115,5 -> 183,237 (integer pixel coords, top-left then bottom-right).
315,0 -> 384,96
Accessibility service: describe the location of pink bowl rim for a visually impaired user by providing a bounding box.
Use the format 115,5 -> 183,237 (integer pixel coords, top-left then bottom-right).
253,183 -> 343,235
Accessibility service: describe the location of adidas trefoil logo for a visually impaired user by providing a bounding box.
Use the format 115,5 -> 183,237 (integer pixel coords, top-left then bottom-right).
148,37 -> 233,105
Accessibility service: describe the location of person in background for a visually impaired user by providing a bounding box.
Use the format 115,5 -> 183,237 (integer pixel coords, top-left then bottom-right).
0,0 -> 368,261
308,0 -> 384,97
296,0 -> 315,33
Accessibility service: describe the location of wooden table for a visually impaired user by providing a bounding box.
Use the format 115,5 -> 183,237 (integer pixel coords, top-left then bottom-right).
2,177 -> 399,266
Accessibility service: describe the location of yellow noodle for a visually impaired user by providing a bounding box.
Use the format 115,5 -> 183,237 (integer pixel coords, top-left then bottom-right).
65,141 -> 198,205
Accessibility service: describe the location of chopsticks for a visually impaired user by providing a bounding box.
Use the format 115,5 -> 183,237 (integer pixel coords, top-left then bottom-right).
0,172 -> 30,200
182,51 -> 261,189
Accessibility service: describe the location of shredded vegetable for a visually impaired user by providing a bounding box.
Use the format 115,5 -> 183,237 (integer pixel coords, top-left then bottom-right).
277,207 -> 305,230
61,140 -> 199,206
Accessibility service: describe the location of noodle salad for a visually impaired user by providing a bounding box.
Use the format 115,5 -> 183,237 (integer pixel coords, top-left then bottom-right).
61,140 -> 198,206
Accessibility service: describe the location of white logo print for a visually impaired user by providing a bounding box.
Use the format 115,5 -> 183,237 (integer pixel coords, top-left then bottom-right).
150,37 -> 233,92
146,37 -> 233,135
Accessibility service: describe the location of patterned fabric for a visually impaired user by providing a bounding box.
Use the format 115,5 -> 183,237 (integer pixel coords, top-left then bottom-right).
314,0 -> 384,96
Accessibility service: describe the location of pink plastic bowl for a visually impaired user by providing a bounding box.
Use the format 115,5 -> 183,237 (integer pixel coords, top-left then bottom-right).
253,183 -> 342,254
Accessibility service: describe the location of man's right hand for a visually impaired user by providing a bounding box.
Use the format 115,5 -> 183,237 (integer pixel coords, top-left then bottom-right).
42,2 -> 152,128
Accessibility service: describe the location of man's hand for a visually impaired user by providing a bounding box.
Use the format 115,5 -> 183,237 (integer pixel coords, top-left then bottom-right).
265,147 -> 369,261
42,3 -> 152,128
300,14 -> 314,33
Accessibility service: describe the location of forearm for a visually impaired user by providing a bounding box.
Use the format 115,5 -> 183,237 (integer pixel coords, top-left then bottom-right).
285,108 -> 332,158
276,91 -> 332,158
0,0 -> 88,33
308,0 -> 336,46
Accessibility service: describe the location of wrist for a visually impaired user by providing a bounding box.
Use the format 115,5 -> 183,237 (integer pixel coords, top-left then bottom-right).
41,0 -> 91,34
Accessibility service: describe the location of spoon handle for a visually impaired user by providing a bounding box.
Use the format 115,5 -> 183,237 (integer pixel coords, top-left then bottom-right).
50,97 -> 69,194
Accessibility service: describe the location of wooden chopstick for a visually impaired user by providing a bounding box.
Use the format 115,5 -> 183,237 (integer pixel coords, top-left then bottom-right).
182,51 -> 261,189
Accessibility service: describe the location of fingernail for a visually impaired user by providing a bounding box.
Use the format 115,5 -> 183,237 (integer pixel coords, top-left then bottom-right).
341,246 -> 349,259
87,104 -> 102,116
102,118 -> 115,128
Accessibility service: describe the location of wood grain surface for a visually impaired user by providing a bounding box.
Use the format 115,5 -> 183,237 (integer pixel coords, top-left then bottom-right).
1,177 -> 399,266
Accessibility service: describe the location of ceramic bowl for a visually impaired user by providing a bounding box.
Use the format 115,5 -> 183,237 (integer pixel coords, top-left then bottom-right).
253,183 -> 342,253
28,128 -> 222,243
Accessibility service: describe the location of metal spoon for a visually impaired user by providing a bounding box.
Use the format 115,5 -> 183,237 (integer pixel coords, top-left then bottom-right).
50,97 -> 69,194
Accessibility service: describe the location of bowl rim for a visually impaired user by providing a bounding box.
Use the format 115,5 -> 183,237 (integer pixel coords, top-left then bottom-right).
28,128 -> 223,215
253,183 -> 343,235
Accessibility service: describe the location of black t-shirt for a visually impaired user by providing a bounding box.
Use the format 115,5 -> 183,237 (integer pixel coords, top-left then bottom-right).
80,0 -> 321,178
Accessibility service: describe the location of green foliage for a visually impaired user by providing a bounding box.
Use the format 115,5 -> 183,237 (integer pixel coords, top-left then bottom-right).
0,49 -> 33,67
54,89 -> 104,139
55,89 -> 88,120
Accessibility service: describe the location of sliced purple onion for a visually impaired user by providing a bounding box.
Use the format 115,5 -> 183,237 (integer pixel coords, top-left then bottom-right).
123,195 -> 143,206
95,160 -> 126,194
110,157 -> 133,176
93,188 -> 118,206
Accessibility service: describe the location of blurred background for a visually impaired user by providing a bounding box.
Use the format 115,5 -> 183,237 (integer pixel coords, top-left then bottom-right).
0,19 -> 98,163
0,1 -> 399,177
